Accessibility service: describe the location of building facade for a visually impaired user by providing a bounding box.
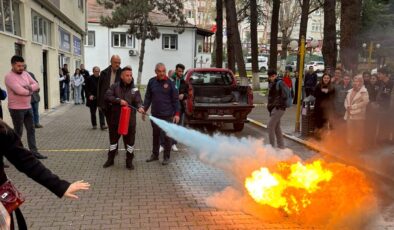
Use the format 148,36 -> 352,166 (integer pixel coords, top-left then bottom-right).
85,1 -> 213,85
0,0 -> 86,121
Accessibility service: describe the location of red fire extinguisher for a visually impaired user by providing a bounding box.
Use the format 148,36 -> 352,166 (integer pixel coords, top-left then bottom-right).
118,106 -> 132,135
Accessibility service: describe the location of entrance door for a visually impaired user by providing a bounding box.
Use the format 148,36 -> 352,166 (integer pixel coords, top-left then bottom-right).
42,51 -> 49,109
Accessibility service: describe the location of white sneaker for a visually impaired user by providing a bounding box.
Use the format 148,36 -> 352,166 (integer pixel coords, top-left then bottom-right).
159,145 -> 164,153
172,144 -> 179,152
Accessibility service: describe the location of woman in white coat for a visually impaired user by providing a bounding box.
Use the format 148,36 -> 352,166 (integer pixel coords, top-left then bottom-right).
344,74 -> 369,150
71,68 -> 84,104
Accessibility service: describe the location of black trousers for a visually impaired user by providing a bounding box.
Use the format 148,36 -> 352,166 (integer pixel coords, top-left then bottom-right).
151,116 -> 173,160
89,105 -> 105,127
109,123 -> 136,152
9,109 -> 38,153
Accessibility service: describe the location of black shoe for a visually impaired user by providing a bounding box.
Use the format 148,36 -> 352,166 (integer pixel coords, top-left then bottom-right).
162,158 -> 169,165
101,126 -> 108,130
126,161 -> 134,170
35,124 -> 43,128
92,126 -> 97,129
126,152 -> 134,170
146,155 -> 159,162
34,152 -> 48,159
103,159 -> 114,168
4,164 -> 9,168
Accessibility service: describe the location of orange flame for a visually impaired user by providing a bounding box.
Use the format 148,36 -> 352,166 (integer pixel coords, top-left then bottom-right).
245,160 -> 333,214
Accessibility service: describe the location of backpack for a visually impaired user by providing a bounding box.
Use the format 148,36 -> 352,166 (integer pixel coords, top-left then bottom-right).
276,80 -> 292,108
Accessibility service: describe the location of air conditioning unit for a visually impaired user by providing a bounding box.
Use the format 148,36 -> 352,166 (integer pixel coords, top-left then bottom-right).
129,50 -> 138,56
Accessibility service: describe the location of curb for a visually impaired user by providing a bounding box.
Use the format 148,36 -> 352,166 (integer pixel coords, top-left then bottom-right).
247,117 -> 393,182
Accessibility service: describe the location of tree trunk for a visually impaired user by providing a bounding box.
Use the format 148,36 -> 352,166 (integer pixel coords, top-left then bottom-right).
269,0 -> 280,70
250,0 -> 260,90
340,0 -> 362,73
322,0 -> 337,72
137,15 -> 147,89
280,30 -> 289,61
226,0 -> 248,85
225,1 -> 235,72
296,0 -> 310,73
216,0 -> 223,68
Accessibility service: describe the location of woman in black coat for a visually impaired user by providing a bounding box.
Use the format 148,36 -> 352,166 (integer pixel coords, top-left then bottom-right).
0,120 -> 90,229
313,73 -> 335,133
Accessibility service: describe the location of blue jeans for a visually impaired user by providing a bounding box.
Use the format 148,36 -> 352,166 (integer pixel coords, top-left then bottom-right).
9,108 -> 38,153
74,85 -> 82,104
63,84 -> 70,101
31,102 -> 40,125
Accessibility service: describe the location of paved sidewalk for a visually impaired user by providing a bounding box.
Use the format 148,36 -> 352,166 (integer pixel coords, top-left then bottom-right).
4,103 -> 321,230
249,92 -> 394,181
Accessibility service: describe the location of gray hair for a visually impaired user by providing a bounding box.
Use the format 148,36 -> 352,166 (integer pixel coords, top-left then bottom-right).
155,62 -> 166,71
92,66 -> 100,72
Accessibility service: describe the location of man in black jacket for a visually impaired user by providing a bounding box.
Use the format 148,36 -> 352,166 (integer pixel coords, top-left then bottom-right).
141,63 -> 180,165
267,70 -> 287,149
97,55 -> 122,130
85,66 -> 105,129
80,64 -> 90,104
103,67 -> 143,170
304,66 -> 317,97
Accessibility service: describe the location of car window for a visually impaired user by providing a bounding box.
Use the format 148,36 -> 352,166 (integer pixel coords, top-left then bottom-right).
190,72 -> 233,86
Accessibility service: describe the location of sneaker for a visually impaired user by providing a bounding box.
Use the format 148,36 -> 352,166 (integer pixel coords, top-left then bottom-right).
159,145 -> 164,153
171,144 -> 178,152
35,124 -> 43,128
146,155 -> 159,162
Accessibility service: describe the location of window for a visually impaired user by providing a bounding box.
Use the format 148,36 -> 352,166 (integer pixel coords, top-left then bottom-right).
78,0 -> 83,11
112,32 -> 134,48
0,0 -> 21,35
32,11 -> 51,45
85,30 -> 95,46
162,34 -> 178,50
190,72 -> 232,86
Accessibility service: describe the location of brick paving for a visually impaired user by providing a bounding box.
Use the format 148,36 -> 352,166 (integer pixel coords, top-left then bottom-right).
3,100 -> 393,229
4,103 -> 319,230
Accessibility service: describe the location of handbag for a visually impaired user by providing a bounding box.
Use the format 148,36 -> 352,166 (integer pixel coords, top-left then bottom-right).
0,180 -> 25,214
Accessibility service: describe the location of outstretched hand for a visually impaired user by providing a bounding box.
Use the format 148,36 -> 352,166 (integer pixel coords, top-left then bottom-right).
64,180 -> 90,199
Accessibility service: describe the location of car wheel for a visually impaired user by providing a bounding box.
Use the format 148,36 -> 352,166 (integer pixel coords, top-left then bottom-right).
259,67 -> 267,73
233,122 -> 244,132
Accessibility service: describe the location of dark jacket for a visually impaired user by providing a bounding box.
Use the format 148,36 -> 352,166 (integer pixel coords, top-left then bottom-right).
97,66 -> 122,111
304,72 -> 318,89
334,82 -> 352,116
267,78 -> 287,114
365,82 -> 380,102
313,83 -> 335,129
170,73 -> 188,111
376,80 -> 393,110
85,75 -> 100,107
143,76 -> 180,117
105,81 -> 143,127
0,120 -> 70,197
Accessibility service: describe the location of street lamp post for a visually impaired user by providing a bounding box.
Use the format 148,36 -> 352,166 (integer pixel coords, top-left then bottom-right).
290,36 -> 306,133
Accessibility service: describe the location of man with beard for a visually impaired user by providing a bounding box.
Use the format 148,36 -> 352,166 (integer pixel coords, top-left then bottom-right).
4,55 -> 47,159
103,67 -> 143,170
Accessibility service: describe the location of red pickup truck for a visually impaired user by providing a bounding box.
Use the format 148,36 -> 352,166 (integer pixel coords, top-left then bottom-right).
183,68 -> 254,131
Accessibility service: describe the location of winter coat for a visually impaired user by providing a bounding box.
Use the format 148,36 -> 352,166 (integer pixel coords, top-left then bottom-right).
344,86 -> 369,120
313,83 -> 335,129
85,75 -> 100,107
334,82 -> 352,117
71,74 -> 84,87
267,78 -> 287,114
0,119 -> 70,197
170,73 -> 188,111
97,66 -> 122,111
105,81 -> 143,128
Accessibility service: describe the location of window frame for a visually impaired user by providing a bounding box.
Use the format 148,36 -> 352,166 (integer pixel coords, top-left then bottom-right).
31,10 -> 52,45
162,34 -> 178,51
111,32 -> 135,48
85,30 -> 95,46
0,0 -> 21,35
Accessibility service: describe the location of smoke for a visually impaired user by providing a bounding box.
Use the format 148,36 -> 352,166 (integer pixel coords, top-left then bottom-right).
149,116 -> 379,229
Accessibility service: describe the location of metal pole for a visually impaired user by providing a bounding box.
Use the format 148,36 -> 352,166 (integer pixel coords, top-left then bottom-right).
295,36 -> 306,133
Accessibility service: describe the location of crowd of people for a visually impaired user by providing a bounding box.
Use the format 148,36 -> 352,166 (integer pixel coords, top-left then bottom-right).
267,65 -> 393,151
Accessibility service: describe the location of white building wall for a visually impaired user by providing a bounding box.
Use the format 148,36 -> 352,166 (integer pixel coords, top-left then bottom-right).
85,23 -> 196,85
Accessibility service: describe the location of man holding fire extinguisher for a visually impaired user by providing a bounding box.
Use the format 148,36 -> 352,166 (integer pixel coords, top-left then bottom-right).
103,67 -> 143,170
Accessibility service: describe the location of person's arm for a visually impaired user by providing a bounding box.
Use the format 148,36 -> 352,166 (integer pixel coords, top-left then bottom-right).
143,80 -> 152,111
97,72 -> 105,108
171,81 -> 180,116
133,89 -> 143,108
351,91 -> 370,110
27,72 -> 40,92
5,75 -> 31,96
104,84 -> 118,104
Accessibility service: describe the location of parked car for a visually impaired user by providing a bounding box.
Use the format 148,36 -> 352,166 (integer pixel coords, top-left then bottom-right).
306,61 -> 325,71
286,61 -> 297,71
184,68 -> 255,131
245,56 -> 268,72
